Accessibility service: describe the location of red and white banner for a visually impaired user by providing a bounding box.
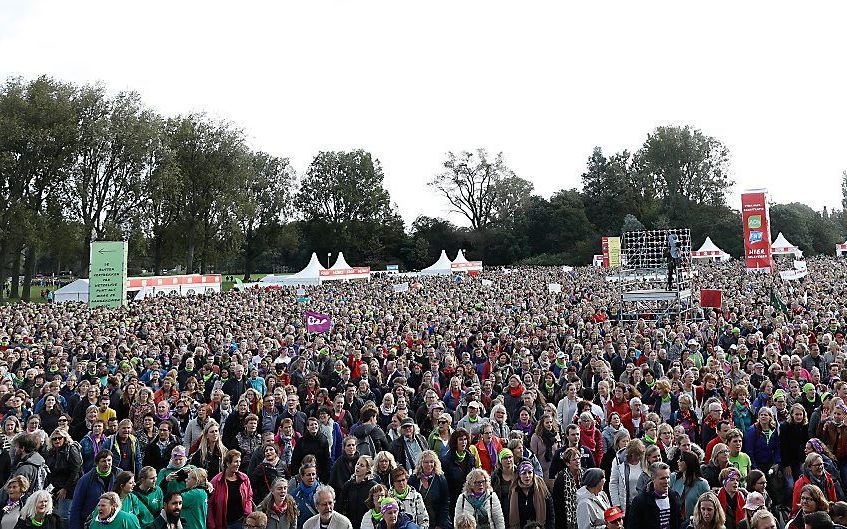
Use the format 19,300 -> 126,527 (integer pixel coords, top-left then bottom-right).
319,267 -> 370,280
126,274 -> 221,288
741,190 -> 773,272
451,261 -> 482,272
700,289 -> 723,308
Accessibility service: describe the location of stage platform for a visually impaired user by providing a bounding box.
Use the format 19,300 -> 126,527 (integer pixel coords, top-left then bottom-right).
622,289 -> 692,302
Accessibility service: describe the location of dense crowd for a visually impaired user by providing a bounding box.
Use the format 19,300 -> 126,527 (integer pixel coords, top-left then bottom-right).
1,257 -> 847,529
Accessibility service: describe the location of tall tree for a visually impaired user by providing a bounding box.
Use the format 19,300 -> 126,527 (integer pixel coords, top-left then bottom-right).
493,175 -> 534,226
0,76 -> 77,299
429,149 -> 514,230
67,86 -> 159,276
235,151 -> 294,280
295,150 -> 398,263
166,114 -> 246,272
635,125 -> 733,209
581,147 -> 649,235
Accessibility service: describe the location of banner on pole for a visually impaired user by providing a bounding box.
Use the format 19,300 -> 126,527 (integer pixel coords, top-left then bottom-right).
89,241 -> 128,308
601,237 -> 621,268
700,289 -> 723,308
304,310 -> 331,332
741,190 -> 773,272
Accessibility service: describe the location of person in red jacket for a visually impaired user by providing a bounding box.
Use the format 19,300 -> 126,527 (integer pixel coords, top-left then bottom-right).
473,424 -> 503,475
208,449 -> 254,529
791,452 -> 838,516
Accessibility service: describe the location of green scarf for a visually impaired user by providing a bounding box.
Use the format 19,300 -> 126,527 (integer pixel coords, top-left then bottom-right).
370,509 -> 383,522
661,394 -> 671,403
644,434 -> 656,445
96,467 -> 112,478
455,451 -> 467,461
393,486 -> 409,500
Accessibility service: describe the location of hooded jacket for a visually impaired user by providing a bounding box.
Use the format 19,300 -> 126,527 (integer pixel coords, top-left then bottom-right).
351,422 -> 390,454
575,486 -> 610,529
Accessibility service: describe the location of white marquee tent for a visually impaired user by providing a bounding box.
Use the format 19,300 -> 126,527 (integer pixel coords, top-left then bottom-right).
420,250 -> 453,276
258,253 -> 325,286
451,249 -> 483,272
692,237 -> 731,262
321,252 -> 371,281
772,232 -> 803,258
837,242 -> 847,257
54,279 -> 89,303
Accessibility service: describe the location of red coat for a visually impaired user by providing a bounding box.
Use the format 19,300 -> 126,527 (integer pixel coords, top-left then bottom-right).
474,436 -> 504,474
791,473 -> 837,516
208,471 -> 254,529
605,398 -> 629,420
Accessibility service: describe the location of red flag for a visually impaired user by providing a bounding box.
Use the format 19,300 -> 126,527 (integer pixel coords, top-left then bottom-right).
700,289 -> 722,308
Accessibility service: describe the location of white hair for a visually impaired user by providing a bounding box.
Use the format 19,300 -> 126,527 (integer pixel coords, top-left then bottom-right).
20,490 -> 53,518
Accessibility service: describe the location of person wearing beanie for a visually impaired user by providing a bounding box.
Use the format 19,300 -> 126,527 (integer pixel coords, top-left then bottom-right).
508,462 -> 553,529
801,383 -> 822,419
576,468 -> 610,529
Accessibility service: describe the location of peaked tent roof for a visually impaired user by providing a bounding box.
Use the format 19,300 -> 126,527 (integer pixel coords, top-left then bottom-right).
772,232 -> 803,257
420,250 -> 453,276
54,278 -> 90,303
451,248 -> 483,272
255,253 -> 325,286
323,251 -> 370,280
692,237 -> 731,260
453,249 -> 470,264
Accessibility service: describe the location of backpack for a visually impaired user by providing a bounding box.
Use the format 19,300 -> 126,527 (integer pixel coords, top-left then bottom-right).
18,460 -> 50,492
356,433 -> 376,457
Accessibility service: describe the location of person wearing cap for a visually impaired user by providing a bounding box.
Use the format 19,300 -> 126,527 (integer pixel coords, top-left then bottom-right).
604,506 -> 624,529
456,401 -> 489,438
576,467 -> 610,529
800,383 -> 823,420
738,491 -> 766,529
391,418 -> 429,473
507,462 -> 552,529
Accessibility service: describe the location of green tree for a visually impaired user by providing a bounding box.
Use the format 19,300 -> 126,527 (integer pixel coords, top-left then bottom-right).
635,125 -> 733,211
493,175 -> 534,226
0,75 -> 77,299
581,147 -> 648,235
296,150 -> 399,264
166,114 -> 246,273
67,86 -> 159,277
235,151 -> 294,279
429,149 -> 514,230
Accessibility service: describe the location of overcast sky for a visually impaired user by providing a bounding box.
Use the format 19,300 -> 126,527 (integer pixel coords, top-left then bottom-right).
2,1 -> 846,227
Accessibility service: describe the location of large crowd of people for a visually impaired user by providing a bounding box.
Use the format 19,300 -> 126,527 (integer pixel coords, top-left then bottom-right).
1,256 -> 847,529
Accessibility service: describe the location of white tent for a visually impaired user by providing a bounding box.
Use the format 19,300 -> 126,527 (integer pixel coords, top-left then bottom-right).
420,250 -> 453,276
772,232 -> 803,258
320,252 -> 371,281
837,242 -> 847,257
54,279 -> 89,303
692,237 -> 731,262
255,253 -> 325,287
451,249 -> 483,272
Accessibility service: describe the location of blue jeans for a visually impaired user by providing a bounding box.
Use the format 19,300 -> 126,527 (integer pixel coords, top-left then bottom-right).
55,499 -> 71,525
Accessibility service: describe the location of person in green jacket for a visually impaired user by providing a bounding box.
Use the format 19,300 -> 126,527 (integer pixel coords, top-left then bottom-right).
155,446 -> 195,495
134,467 -> 164,519
89,492 -> 141,529
179,467 -> 213,529
114,471 -> 154,528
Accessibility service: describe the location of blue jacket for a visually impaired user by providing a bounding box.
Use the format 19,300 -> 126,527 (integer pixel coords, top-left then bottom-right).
409,473 -> 451,529
743,423 -> 781,469
442,391 -> 463,413
69,468 -> 117,529
80,434 -> 107,473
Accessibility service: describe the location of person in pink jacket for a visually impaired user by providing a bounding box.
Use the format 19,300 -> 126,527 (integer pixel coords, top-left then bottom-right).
209,449 -> 254,529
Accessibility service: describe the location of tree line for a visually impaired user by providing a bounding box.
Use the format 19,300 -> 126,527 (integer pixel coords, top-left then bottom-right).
1,75 -> 845,301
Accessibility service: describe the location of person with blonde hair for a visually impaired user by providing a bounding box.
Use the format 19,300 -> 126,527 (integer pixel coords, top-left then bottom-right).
190,419 -> 226,476
610,437 -> 645,514
340,456 -> 378,529
180,467 -> 212,529
684,490 -> 726,529
0,475 -> 30,529
454,469 -> 505,529
408,451 -> 449,529
89,492 -> 140,529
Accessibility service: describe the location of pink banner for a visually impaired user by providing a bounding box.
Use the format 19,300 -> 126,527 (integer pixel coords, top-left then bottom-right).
304,310 -> 331,332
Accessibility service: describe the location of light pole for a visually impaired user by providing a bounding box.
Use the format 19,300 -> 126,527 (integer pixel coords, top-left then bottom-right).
327,252 -> 332,268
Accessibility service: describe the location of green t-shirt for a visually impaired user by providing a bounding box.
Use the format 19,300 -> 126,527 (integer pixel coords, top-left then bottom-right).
180,487 -> 210,529
122,493 -> 154,528
89,510 -> 141,529
728,452 -> 751,479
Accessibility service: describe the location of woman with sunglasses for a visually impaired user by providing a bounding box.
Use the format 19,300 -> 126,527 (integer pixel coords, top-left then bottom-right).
427,414 -> 452,459
453,469 -> 505,529
44,428 -> 81,525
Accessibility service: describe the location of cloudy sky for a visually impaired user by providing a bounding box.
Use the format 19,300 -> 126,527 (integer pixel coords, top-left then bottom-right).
2,1 -> 846,226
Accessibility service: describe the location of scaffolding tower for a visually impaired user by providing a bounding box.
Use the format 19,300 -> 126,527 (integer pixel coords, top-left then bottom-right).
613,228 -> 695,322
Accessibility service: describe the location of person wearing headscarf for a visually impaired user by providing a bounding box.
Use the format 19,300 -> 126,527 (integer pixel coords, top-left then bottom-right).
507,462 -> 553,529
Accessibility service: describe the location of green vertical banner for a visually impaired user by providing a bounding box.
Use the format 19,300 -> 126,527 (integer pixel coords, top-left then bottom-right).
89,241 -> 128,308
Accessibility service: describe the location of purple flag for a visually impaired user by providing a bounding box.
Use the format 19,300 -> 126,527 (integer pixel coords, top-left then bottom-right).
304,310 -> 331,332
